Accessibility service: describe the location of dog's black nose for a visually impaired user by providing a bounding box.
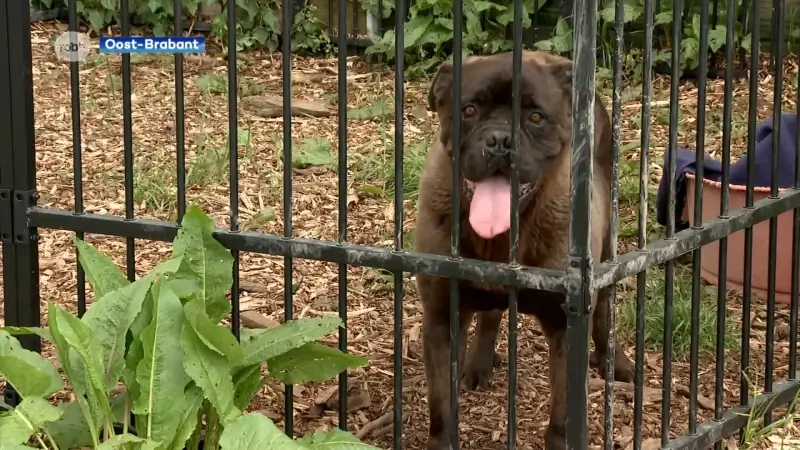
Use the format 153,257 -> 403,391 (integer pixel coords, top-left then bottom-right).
485,130 -> 512,153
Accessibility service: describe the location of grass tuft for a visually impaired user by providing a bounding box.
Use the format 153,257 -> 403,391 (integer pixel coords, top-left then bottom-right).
616,265 -> 740,360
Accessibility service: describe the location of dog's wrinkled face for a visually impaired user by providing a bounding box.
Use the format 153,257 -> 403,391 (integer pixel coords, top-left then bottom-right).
428,51 -> 573,239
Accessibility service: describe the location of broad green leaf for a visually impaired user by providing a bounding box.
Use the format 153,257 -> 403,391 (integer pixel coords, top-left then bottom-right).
740,33 -> 753,53
0,397 -> 62,445
181,324 -> 240,426
267,342 -> 367,385
171,205 -> 234,323
183,298 -> 243,366
0,330 -> 63,398
0,445 -> 38,449
239,316 -> 342,367
708,26 -> 727,53
97,433 -> 160,450
125,286 -> 159,406
73,237 -> 130,300
133,280 -> 190,444
81,271 -> 156,392
232,364 -> 267,411
298,428 -> 382,449
0,326 -> 52,342
165,385 -> 204,450
0,413 -> 31,445
48,303 -> 114,430
654,11 -> 672,26
219,413 -> 304,450
44,401 -> 94,450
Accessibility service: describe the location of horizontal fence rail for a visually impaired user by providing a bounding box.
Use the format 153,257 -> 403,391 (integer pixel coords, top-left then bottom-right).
3,0 -> 800,449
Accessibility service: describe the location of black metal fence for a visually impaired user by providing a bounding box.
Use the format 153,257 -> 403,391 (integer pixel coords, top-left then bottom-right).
2,0 -> 800,448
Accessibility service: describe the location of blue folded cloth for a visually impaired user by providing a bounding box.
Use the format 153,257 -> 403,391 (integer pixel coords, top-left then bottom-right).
655,113 -> 799,231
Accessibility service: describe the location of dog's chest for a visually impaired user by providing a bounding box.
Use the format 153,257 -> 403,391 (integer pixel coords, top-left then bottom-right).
458,217 -> 568,293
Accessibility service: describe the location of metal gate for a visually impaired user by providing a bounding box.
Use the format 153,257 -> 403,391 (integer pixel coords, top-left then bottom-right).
2,0 -> 800,448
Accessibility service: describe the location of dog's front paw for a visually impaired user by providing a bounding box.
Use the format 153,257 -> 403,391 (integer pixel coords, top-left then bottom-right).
427,435 -> 457,450
590,350 -> 636,383
461,350 -> 502,391
544,423 -> 566,450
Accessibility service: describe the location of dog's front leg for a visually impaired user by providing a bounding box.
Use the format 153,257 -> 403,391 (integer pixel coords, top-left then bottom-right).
419,275 -> 473,450
543,325 -> 567,450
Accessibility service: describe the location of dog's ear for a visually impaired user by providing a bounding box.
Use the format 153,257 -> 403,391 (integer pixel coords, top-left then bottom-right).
548,57 -> 573,93
427,60 -> 454,112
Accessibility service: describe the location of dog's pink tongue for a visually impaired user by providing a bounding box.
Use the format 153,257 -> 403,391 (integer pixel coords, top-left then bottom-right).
468,175 -> 511,239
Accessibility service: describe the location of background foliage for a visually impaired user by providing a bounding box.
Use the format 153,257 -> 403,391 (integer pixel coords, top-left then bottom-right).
27,0 -> 800,77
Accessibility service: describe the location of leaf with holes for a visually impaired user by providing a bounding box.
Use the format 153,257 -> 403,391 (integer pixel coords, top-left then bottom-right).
267,342 -> 367,385
80,270 -> 157,393
133,280 -> 190,444
238,316 -> 342,367
181,320 -> 240,426
171,205 -> 234,323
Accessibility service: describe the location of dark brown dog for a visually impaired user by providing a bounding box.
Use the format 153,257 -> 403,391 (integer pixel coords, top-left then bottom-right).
414,50 -> 636,450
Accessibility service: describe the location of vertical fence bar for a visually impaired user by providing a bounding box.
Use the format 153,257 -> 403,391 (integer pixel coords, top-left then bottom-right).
393,0 -> 405,445
175,0 -> 186,222
661,0 -> 682,444
0,0 -> 17,376
634,0 -> 655,448
739,0 -> 759,440
67,0 -> 86,317
604,0 -> 625,447
790,60 -> 800,381
566,0 -> 598,449
507,0 -> 523,446
227,0 -> 241,340
121,0 -> 136,282
282,1 -> 295,435
764,0 -> 786,426
5,0 -> 41,354
449,0 -> 463,445
378,0 -> 384,36
336,0 -> 349,428
689,0 -> 710,435
738,0 -> 750,70
714,2 -> 736,447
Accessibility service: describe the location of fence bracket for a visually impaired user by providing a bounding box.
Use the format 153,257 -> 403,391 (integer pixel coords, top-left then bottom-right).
0,189 -> 12,244
11,189 -> 37,245
565,255 -> 594,316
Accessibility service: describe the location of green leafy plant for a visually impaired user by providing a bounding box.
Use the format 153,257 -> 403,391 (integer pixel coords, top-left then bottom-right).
363,0 -> 550,77
29,0 -> 330,54
0,205 -> 376,450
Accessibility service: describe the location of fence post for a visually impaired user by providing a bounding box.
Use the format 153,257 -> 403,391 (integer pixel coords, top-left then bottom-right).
0,0 -> 42,408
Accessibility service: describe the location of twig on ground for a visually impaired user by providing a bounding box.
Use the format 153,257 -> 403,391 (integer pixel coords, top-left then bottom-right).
356,409 -> 409,439
675,384 -> 715,411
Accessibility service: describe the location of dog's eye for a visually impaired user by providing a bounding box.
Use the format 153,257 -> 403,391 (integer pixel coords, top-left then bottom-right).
529,111 -> 545,124
462,105 -> 476,118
